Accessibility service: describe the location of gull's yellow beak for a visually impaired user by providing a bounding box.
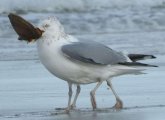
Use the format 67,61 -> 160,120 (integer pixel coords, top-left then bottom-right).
8,13 -> 44,43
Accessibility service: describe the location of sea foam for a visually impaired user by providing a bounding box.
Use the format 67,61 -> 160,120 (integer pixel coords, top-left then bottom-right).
0,0 -> 165,14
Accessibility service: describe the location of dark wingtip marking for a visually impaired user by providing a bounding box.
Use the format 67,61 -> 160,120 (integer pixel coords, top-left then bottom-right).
128,54 -> 157,62
118,62 -> 158,67
151,55 -> 156,59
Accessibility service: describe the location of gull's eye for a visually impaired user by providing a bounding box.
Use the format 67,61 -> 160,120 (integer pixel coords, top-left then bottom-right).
44,24 -> 50,28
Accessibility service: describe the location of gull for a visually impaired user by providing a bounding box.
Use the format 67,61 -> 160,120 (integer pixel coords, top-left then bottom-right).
8,13 -> 157,112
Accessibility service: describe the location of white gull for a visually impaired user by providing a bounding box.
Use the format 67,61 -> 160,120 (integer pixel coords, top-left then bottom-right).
8,14 -> 157,112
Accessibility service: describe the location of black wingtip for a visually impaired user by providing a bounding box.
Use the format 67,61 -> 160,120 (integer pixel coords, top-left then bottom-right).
118,62 -> 158,67
150,65 -> 158,67
128,54 -> 157,62
151,55 -> 156,59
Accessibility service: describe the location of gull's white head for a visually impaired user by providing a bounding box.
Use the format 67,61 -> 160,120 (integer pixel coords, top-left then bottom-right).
39,17 -> 66,39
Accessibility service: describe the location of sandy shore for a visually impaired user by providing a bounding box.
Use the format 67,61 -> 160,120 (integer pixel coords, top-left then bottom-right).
0,55 -> 164,119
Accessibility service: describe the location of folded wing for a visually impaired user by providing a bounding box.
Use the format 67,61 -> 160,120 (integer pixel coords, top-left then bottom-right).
61,41 -> 127,65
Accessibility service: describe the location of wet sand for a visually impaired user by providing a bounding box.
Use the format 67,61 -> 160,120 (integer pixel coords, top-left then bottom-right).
0,55 -> 164,120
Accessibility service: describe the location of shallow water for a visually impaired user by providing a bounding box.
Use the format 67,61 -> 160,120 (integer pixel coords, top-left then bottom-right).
0,0 -> 165,119
0,57 -> 164,120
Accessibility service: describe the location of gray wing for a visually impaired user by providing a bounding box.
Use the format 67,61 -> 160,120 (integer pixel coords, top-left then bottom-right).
61,41 -> 127,65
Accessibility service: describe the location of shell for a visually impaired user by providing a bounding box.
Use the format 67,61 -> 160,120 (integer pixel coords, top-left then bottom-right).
8,13 -> 43,42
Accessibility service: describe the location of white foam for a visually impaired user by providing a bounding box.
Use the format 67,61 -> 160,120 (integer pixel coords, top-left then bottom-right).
0,0 -> 165,13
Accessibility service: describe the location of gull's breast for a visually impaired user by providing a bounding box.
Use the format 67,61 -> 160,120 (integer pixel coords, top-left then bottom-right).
36,37 -> 103,84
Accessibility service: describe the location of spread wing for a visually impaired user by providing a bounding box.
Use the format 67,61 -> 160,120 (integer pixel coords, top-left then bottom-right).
61,41 -> 127,65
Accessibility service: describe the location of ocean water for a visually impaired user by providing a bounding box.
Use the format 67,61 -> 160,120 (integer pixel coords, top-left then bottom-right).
0,0 -> 165,120
1,0 -> 165,61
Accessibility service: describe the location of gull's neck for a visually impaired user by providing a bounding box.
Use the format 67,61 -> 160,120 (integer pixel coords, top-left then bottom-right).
43,29 -> 67,41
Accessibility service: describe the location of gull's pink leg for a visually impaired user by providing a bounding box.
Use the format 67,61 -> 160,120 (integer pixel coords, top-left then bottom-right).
65,82 -> 73,113
107,79 -> 123,109
90,81 -> 103,110
71,85 -> 81,109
